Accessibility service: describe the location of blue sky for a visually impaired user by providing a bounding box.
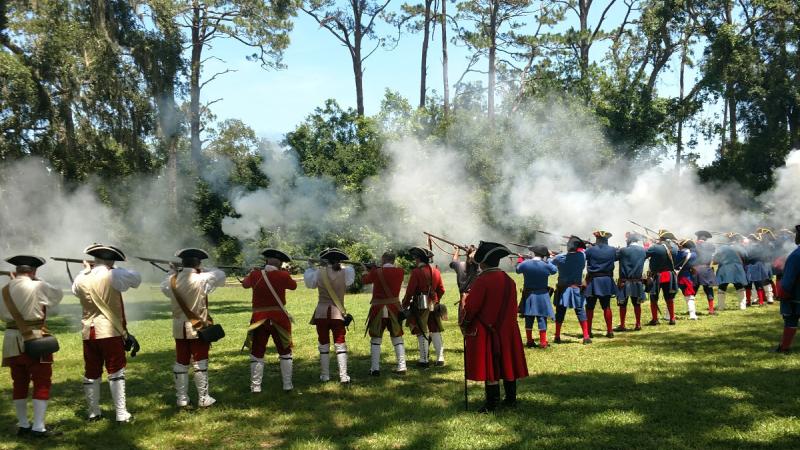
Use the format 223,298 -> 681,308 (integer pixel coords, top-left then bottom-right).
201,2 -> 719,165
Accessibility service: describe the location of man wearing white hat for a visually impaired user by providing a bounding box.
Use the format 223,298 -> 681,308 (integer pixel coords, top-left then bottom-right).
160,248 -> 226,407
1,256 -> 63,437
72,244 -> 141,423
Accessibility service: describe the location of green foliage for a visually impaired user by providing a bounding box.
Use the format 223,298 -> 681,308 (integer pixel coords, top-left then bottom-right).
285,99 -> 386,193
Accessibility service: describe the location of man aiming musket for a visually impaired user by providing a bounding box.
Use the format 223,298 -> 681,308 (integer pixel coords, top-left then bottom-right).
241,249 -> 298,392
71,244 -> 141,423
159,249 -> 226,408
402,247 -> 446,368
304,248 -> 355,384
361,251 -> 407,376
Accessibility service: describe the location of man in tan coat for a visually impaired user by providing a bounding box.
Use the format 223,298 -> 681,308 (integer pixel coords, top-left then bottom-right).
1,256 -> 63,437
304,248 -> 355,383
160,248 -> 225,407
72,244 -> 141,423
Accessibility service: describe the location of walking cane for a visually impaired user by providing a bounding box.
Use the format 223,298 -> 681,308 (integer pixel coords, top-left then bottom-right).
460,293 -> 468,411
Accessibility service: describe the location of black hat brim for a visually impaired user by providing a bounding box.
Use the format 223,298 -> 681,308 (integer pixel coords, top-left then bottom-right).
261,249 -> 291,262
5,255 -> 46,268
85,244 -> 126,262
174,248 -> 210,260
475,241 -> 512,265
319,248 -> 349,262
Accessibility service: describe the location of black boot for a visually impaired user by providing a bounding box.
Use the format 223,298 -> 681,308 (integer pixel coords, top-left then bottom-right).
502,380 -> 517,408
477,383 -> 500,413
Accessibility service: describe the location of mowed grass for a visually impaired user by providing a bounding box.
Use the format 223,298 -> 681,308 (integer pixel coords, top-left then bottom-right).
1,270 -> 799,450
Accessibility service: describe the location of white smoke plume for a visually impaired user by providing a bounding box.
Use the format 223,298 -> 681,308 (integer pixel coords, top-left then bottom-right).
0,158 -> 202,287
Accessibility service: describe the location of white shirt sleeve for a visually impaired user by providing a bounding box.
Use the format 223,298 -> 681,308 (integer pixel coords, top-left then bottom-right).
199,269 -> 227,295
160,273 -> 174,298
344,266 -> 355,287
304,268 -> 319,289
36,279 -> 64,308
71,270 -> 89,295
110,267 -> 142,292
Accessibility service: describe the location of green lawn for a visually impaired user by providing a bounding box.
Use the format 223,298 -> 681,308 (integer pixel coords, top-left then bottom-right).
1,272 -> 798,449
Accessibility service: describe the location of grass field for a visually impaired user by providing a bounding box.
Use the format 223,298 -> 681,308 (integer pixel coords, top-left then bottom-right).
1,270 -> 798,450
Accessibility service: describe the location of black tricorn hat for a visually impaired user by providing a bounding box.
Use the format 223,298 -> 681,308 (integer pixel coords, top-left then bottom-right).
175,248 -> 210,260
261,248 -> 291,262
679,239 -> 696,249
531,244 -> 549,257
84,244 -> 126,261
409,246 -> 434,263
474,241 -> 512,267
695,230 -> 713,240
567,236 -> 587,251
5,255 -> 46,268
319,248 -> 349,262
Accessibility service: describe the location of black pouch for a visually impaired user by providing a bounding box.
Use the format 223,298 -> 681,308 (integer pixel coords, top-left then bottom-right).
198,324 -> 225,343
343,314 -> 354,327
24,336 -> 60,358
124,334 -> 141,357
397,309 -> 408,323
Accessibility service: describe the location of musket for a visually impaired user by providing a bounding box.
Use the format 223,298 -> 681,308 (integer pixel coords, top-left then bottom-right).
216,265 -> 252,272
50,257 -> 91,283
508,242 -> 534,249
293,257 -> 373,267
135,256 -> 181,273
535,230 -> 554,235
628,219 -> 658,237
0,271 -> 10,277
423,231 -> 469,252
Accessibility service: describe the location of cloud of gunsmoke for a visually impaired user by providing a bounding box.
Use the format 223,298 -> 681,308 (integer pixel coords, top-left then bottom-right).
0,158 -> 203,289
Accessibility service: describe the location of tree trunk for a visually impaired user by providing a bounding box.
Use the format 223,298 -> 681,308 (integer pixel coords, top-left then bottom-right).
353,5 -> 365,116
441,0 -> 449,116
419,0 -> 433,109
724,0 -> 737,145
676,40 -> 686,172
190,1 -> 203,169
720,98 -> 728,157
488,0 -> 498,122
578,0 -> 590,92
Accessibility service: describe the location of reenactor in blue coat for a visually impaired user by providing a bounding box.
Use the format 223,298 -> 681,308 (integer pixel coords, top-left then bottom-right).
677,240 -> 698,320
745,233 -> 773,306
615,233 -> 647,331
646,230 -> 680,325
515,245 -> 557,348
551,237 -> 591,344
713,233 -> 748,311
584,231 -> 617,338
693,231 -> 718,314
775,225 -> 800,353
756,228 -> 777,304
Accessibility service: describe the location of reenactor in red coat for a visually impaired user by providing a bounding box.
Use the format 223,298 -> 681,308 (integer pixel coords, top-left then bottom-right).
402,247 -> 446,368
361,251 -> 407,375
242,249 -> 298,392
460,242 -> 529,413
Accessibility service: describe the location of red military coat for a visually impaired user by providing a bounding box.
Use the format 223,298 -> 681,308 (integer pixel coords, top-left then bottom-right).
362,265 -> 405,321
242,267 -> 298,331
461,269 -> 528,382
401,264 -> 445,308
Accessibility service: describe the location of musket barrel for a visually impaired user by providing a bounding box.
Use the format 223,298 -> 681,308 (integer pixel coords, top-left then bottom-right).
0,271 -> 10,277
50,257 -> 86,264
423,231 -> 468,251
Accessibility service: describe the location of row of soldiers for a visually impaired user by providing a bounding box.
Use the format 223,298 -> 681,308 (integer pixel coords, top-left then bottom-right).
0,243 -> 460,436
512,227 -> 798,348
4,228 -> 800,436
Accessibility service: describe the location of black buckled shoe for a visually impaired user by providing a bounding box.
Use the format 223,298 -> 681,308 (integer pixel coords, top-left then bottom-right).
16,426 -> 31,436
370,370 -> 380,377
